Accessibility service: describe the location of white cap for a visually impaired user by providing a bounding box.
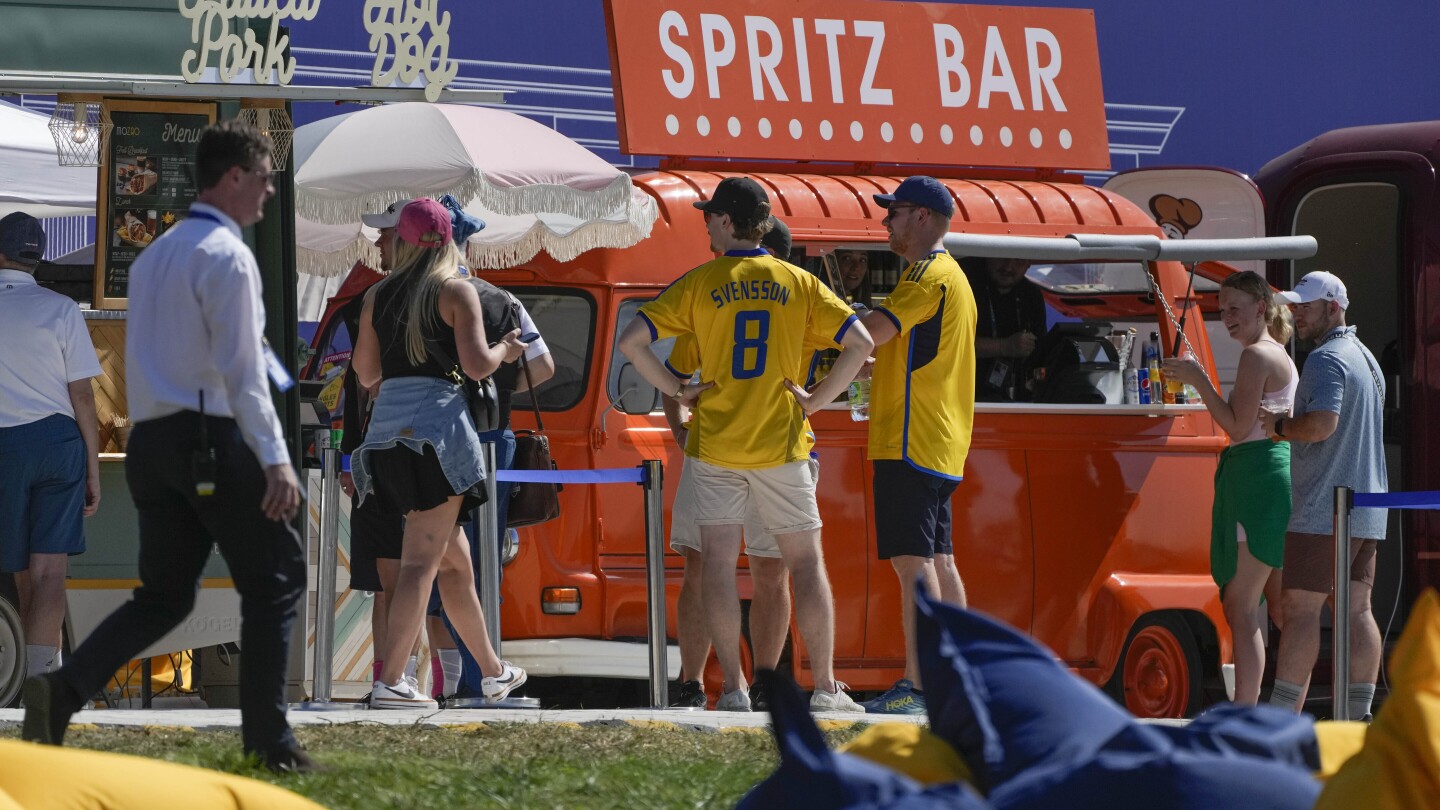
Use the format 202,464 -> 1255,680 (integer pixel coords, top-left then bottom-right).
1276,271 -> 1348,310
360,198 -> 415,229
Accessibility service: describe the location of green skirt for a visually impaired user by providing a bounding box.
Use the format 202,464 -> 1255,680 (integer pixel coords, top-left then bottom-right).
1212,439 -> 1291,591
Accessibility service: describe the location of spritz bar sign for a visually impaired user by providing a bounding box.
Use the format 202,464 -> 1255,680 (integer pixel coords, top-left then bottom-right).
603,0 -> 1110,170
176,0 -> 460,101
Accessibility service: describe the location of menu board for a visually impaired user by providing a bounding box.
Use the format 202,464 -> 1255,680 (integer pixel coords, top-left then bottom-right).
95,100 -> 216,309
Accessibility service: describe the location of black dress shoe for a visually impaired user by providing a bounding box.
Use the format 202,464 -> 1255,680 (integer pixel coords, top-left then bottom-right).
22,673 -> 77,746
264,745 -> 329,774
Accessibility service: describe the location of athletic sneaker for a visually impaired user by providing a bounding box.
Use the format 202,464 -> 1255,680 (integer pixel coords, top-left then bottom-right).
370,678 -> 439,710
749,680 -> 771,712
861,679 -> 926,715
716,688 -> 752,712
481,661 -> 527,701
810,682 -> 864,713
671,679 -> 707,709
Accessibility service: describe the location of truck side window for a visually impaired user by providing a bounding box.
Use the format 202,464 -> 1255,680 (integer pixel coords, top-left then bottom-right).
510,288 -> 597,412
609,298 -> 677,413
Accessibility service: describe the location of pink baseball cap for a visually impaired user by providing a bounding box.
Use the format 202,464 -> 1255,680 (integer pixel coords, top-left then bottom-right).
397,199 -> 452,248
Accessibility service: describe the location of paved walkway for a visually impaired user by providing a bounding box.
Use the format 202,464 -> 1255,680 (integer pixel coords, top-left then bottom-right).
0,704 -> 913,734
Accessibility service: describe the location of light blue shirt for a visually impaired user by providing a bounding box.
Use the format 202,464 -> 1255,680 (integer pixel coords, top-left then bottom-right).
1288,326 -> 1388,539
126,203 -> 288,466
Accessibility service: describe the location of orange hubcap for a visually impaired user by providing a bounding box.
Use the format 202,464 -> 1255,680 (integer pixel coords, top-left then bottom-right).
1123,626 -> 1190,718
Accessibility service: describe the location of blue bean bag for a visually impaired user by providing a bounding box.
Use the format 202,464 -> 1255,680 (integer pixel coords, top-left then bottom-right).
913,586 -> 1322,810
736,668 -> 992,810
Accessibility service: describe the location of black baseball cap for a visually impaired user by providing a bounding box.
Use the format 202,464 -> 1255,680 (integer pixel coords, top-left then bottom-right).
0,212 -> 45,265
761,217 -> 791,260
693,176 -> 770,221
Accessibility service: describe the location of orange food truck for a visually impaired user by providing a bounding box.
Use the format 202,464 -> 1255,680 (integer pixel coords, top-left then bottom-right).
473,0 -> 1254,718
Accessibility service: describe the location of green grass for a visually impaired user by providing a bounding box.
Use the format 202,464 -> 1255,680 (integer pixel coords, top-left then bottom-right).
0,722 -> 867,809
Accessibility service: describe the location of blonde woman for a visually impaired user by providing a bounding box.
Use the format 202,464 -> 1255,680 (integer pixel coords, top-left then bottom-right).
1163,270 -> 1297,705
351,199 -> 527,709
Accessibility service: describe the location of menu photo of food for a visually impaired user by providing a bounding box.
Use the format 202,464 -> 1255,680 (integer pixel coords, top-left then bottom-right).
111,209 -> 177,248
114,154 -> 159,197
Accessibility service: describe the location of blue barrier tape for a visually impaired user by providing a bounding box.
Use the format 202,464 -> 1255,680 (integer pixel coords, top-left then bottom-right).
497,467 -> 645,485
1353,491 -> 1440,510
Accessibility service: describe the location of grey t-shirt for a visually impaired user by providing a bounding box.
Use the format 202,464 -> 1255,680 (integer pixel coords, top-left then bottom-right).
1288,326 -> 1388,538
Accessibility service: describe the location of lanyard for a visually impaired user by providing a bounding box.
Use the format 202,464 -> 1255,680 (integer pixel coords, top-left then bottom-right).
187,209 -> 225,226
1315,327 -> 1383,400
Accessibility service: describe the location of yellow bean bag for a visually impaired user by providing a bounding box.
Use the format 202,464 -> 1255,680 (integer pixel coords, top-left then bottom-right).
0,740 -> 324,810
1311,721 -> 1368,781
839,722 -> 974,787
1315,588 -> 1440,808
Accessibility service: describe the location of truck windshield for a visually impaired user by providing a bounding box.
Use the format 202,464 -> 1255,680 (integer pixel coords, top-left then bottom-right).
510,288 -> 596,412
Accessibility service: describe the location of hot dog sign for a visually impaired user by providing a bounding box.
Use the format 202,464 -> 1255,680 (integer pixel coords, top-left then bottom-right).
604,0 -> 1109,170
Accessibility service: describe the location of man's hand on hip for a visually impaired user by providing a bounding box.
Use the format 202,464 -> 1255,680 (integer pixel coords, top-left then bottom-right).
262,463 -> 301,522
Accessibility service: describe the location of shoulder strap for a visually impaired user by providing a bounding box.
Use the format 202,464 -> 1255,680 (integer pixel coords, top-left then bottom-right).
519,352 -> 545,432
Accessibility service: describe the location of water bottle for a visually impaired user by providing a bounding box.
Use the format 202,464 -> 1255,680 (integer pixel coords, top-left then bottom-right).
848,378 -> 870,421
1146,332 -> 1164,407
1124,368 -> 1140,404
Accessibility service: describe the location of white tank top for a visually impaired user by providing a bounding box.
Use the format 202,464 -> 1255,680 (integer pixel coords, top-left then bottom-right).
1238,347 -> 1300,444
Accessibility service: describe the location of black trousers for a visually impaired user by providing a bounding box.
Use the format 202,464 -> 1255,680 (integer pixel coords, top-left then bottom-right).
58,411 -> 305,757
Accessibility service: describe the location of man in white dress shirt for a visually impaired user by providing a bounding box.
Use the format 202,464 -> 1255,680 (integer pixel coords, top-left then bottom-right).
24,120 -> 315,773
0,212 -> 103,682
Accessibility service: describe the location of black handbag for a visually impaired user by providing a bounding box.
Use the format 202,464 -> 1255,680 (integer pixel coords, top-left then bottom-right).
507,353 -> 561,528
424,336 -> 502,434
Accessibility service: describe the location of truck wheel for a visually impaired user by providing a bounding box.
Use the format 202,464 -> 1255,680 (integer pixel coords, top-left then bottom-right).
0,594 -> 23,708
1107,612 -> 1202,719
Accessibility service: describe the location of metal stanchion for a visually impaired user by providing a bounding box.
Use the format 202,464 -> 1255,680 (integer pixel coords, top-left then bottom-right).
449,441 -> 538,710
1332,485 -> 1353,721
296,428 -> 348,711
643,459 -> 669,709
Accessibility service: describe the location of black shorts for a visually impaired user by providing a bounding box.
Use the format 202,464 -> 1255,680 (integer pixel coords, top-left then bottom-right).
873,460 -> 959,560
366,443 -> 485,522
349,493 -> 404,592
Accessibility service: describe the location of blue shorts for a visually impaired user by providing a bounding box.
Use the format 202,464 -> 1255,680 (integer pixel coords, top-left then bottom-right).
0,414 -> 87,572
872,460 -> 958,560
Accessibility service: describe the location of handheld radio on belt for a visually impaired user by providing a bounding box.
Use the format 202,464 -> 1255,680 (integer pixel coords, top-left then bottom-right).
194,390 -> 217,497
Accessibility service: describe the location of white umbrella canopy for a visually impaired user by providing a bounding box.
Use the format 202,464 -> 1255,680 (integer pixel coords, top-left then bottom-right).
294,102 -> 642,224
0,101 -> 97,219
292,102 -> 657,276
295,191 -> 657,277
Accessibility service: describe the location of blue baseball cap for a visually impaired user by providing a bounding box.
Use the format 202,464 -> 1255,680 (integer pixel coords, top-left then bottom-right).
0,212 -> 45,265
873,176 -> 955,218
437,194 -> 486,246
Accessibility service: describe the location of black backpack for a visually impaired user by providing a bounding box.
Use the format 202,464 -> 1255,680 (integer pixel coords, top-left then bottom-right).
1029,323 -> 1123,404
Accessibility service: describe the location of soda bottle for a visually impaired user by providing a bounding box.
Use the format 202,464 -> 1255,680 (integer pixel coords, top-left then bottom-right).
1147,332 -> 1164,407
848,378 -> 870,421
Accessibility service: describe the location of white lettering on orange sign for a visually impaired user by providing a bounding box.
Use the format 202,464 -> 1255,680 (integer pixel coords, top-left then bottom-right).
657,12 -> 1060,111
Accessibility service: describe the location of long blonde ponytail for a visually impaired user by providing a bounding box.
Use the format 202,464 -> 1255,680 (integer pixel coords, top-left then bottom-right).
1222,270 -> 1293,344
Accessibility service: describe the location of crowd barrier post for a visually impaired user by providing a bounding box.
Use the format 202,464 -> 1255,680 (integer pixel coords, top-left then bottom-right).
478,442 -> 501,653
642,459 -> 667,709
1332,485 -> 1353,721
297,428 -> 347,711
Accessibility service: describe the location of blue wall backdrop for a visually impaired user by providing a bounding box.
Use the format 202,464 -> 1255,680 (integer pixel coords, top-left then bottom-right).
286,0 -> 1440,180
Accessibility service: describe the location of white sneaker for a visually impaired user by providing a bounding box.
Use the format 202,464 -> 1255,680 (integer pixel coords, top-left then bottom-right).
716,688 -> 752,712
370,679 -> 439,710
810,683 -> 865,713
481,661 -> 527,701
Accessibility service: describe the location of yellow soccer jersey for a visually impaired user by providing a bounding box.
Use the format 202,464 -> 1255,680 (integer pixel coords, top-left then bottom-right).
667,328 -> 837,457
640,250 -> 857,469
869,250 -> 977,480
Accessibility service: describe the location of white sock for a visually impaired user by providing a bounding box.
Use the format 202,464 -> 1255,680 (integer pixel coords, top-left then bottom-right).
25,645 -> 58,677
1347,683 -> 1377,719
1269,678 -> 1303,711
440,649 -> 462,694
403,655 -> 419,681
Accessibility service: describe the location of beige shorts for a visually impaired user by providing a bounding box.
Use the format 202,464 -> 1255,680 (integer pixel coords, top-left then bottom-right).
678,457 -> 821,551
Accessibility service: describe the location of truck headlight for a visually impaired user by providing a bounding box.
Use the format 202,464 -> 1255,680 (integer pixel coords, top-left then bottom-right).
501,527 -> 520,566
